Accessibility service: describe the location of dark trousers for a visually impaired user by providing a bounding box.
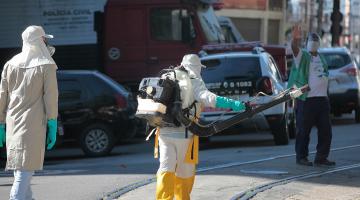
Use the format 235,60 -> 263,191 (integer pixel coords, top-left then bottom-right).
295,97 -> 332,161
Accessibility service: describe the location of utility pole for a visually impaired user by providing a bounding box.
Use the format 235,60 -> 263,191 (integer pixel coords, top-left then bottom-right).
330,0 -> 343,46
309,0 -> 314,32
317,0 -> 324,35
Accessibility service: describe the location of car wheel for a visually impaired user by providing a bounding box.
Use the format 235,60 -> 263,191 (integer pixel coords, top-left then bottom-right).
355,107 -> 360,123
79,123 -> 115,157
270,114 -> 289,145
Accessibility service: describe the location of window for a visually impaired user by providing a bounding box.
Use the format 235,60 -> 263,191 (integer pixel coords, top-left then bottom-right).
150,8 -> 194,41
230,18 -> 261,41
58,80 -> 82,102
197,6 -> 225,43
267,20 -> 280,44
269,0 -> 283,11
202,56 -> 262,83
221,26 -> 237,43
268,57 -> 282,82
320,53 -> 352,69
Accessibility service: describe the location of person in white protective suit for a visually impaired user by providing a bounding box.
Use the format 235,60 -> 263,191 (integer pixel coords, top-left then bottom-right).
0,25 -> 58,200
155,54 -> 245,200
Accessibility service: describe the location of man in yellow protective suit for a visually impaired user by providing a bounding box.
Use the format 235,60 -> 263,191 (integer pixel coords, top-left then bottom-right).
156,54 -> 245,200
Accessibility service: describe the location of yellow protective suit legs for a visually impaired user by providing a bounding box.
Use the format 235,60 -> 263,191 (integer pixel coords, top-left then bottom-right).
156,136 -> 197,200
156,172 -> 195,200
156,172 -> 175,200
174,176 -> 195,200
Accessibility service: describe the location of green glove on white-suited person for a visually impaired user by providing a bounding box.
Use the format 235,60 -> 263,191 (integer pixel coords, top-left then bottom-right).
215,96 -> 246,112
46,119 -> 57,150
0,124 -> 5,148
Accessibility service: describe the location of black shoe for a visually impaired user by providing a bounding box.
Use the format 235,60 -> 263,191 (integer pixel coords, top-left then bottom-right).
314,159 -> 336,166
296,158 -> 313,166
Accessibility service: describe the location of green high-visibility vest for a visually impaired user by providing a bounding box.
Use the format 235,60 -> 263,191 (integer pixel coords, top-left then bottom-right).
287,49 -> 329,101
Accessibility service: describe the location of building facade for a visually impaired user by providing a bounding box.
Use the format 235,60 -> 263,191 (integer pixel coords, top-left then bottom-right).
216,0 -> 287,45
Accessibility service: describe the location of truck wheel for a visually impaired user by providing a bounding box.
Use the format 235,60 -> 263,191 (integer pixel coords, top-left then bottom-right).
79,123 -> 115,157
270,114 -> 289,145
355,107 -> 360,123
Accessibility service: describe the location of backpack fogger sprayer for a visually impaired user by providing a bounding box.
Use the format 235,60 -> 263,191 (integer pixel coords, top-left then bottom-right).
136,68 -> 309,137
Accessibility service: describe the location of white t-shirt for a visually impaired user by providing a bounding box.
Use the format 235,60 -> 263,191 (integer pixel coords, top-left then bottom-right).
294,50 -> 328,97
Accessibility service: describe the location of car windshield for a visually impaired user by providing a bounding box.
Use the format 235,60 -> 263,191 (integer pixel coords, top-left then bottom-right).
201,56 -> 262,83
197,5 -> 225,43
221,26 -> 237,43
96,72 -> 130,96
320,52 -> 352,69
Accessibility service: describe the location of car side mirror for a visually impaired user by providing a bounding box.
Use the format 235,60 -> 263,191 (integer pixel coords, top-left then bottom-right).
181,16 -> 195,44
256,76 -> 273,95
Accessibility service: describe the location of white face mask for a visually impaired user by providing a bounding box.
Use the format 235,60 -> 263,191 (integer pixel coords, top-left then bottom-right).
306,41 -> 320,52
47,45 -> 56,56
44,39 -> 55,56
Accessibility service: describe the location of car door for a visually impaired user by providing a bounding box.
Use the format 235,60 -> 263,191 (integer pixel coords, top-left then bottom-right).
58,77 -> 90,127
103,6 -> 147,85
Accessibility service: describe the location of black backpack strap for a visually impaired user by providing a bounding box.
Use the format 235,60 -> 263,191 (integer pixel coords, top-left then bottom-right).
176,65 -> 189,73
183,101 -> 197,138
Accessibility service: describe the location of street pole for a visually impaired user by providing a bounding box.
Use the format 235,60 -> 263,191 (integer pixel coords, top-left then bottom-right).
309,0 -> 314,32
317,0 -> 324,35
331,0 -> 342,46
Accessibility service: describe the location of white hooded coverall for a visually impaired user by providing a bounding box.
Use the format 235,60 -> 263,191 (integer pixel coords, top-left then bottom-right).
0,25 -> 58,200
156,54 -> 217,200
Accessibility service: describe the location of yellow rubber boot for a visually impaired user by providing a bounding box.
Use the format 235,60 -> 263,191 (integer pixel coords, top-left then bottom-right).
174,176 -> 195,200
156,172 -> 175,200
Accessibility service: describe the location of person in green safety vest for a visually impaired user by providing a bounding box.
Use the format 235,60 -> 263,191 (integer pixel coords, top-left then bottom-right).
288,24 -> 335,167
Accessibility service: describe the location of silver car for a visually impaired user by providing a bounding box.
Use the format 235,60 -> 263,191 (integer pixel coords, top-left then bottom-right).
200,48 -> 291,145
319,47 -> 360,122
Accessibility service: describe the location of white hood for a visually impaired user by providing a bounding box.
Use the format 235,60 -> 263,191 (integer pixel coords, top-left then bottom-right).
7,25 -> 57,69
181,54 -> 206,78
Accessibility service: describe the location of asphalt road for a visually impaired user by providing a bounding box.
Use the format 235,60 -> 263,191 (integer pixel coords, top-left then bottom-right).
0,114 -> 359,200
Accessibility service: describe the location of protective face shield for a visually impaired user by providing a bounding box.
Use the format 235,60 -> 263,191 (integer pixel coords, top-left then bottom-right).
44,39 -> 56,56
181,54 -> 206,78
306,33 -> 321,53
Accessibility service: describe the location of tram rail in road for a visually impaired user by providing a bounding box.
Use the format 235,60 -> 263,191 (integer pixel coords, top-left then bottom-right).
102,144 -> 360,200
230,162 -> 360,200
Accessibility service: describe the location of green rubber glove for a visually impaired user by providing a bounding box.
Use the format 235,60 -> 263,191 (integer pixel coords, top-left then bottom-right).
0,124 -> 5,148
46,119 -> 57,150
216,96 -> 246,112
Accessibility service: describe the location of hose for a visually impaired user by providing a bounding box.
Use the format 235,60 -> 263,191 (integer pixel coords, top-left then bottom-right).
175,85 -> 309,137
